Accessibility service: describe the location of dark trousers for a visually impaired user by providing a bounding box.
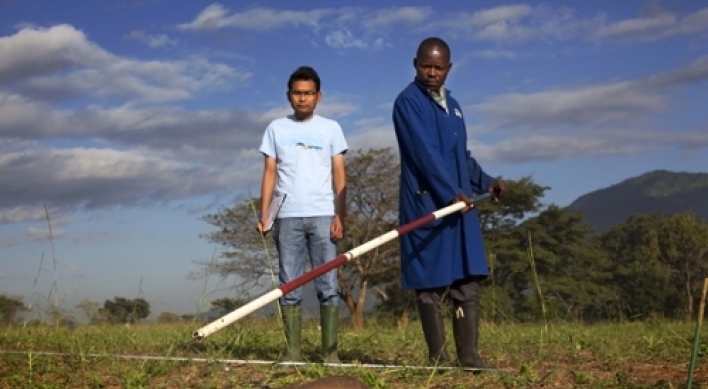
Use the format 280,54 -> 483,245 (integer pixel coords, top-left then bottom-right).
415,275 -> 484,305
414,275 -> 488,367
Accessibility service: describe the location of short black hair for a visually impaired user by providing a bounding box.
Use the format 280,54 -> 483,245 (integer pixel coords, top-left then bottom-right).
416,37 -> 451,60
287,66 -> 321,92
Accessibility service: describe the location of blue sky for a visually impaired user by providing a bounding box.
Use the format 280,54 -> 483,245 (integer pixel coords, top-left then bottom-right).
1,0 -> 707,320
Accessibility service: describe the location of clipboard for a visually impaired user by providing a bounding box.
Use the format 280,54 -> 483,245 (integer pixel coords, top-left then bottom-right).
261,194 -> 286,232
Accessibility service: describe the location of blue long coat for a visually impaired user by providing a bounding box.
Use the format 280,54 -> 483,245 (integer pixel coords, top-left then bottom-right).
392,80 -> 495,290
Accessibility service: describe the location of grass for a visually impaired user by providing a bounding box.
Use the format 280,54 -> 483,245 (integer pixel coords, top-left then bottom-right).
1,316 -> 706,388
8,206 -> 705,388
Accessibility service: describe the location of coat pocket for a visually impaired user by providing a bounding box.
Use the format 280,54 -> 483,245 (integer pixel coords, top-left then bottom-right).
415,191 -> 443,229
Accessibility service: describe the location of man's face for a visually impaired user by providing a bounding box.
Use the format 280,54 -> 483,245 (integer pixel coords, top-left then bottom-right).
414,47 -> 451,92
287,80 -> 321,117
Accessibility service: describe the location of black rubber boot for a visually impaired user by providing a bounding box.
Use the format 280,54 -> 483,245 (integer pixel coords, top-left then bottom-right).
320,304 -> 341,363
452,300 -> 489,369
281,305 -> 302,362
416,295 -> 451,365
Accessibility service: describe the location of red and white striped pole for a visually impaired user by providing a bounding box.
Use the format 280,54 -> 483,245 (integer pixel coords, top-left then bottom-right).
192,192 -> 491,340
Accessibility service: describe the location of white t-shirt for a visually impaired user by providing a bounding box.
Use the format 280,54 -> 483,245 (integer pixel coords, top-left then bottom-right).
259,114 -> 348,218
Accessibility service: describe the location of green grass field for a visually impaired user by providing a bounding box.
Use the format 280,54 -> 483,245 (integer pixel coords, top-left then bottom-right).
1,316 -> 706,388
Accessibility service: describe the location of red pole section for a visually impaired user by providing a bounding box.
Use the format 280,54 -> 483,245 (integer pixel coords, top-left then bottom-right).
192,192 -> 491,340
281,254 -> 348,295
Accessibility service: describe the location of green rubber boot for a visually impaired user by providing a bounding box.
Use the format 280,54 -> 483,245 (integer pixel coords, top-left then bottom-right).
281,305 -> 302,361
320,304 -> 341,364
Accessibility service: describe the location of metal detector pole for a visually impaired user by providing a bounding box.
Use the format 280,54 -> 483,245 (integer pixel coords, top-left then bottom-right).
192,192 -> 492,341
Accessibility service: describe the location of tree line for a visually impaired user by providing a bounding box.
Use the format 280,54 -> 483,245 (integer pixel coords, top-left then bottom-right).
0,296 -> 151,325
0,295 -> 249,325
199,148 -> 708,328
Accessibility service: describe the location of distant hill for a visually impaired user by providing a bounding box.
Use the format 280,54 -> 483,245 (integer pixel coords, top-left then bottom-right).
567,170 -> 708,233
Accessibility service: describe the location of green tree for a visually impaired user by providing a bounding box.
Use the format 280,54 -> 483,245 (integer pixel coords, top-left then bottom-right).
0,294 -> 27,324
98,297 -> 150,324
656,212 -> 708,320
210,297 -> 247,315
75,299 -> 100,323
512,206 -> 615,322
598,214 -> 682,319
476,177 -> 550,321
157,312 -> 182,323
198,196 -> 278,294
649,212 -> 708,319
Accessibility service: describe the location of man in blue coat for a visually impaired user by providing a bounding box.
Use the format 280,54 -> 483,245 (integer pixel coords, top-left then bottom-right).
392,37 -> 506,368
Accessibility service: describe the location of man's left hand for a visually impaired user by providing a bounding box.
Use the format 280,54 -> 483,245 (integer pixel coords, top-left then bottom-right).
330,215 -> 344,241
488,178 -> 507,202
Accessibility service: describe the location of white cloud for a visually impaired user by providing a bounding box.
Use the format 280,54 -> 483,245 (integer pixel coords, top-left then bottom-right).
472,50 -> 517,59
592,5 -> 708,41
124,30 -> 178,48
0,93 -> 364,217
179,4 -> 423,33
363,7 -> 431,29
474,22 -> 535,42
473,128 -> 708,165
0,145 -> 258,212
325,29 -> 369,49
0,24 -> 110,85
428,4 -> 539,42
1,25 -> 250,102
178,5 -> 416,50
346,127 -> 397,152
315,101 -> 360,119
425,4 -> 602,43
423,4 -> 708,44
475,81 -> 664,128
467,4 -> 534,27
665,7 -> 708,36
473,56 -> 708,129
0,205 -> 58,224
468,130 -> 704,165
0,226 -> 67,248
460,53 -> 708,165
0,93 -> 267,154
469,133 -> 646,164
178,4 -> 332,32
175,4 -> 708,47
593,13 -> 676,40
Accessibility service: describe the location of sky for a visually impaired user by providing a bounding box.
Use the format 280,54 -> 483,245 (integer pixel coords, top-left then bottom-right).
1,0 -> 707,321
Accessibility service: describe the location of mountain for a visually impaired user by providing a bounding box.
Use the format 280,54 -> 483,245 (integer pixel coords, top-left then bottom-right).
567,170 -> 708,233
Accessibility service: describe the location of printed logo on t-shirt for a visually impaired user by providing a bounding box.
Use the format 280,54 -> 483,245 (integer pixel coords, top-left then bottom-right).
281,134 -> 325,151
295,142 -> 323,150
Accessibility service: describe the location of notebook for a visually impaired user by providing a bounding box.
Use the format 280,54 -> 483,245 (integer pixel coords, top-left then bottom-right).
262,193 -> 286,232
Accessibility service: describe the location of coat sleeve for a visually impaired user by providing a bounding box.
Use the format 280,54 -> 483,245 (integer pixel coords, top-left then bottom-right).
458,109 -> 495,194
466,150 -> 495,195
393,95 -> 462,205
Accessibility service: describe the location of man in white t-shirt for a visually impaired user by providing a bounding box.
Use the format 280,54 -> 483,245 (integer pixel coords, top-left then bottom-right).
258,66 -> 348,364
